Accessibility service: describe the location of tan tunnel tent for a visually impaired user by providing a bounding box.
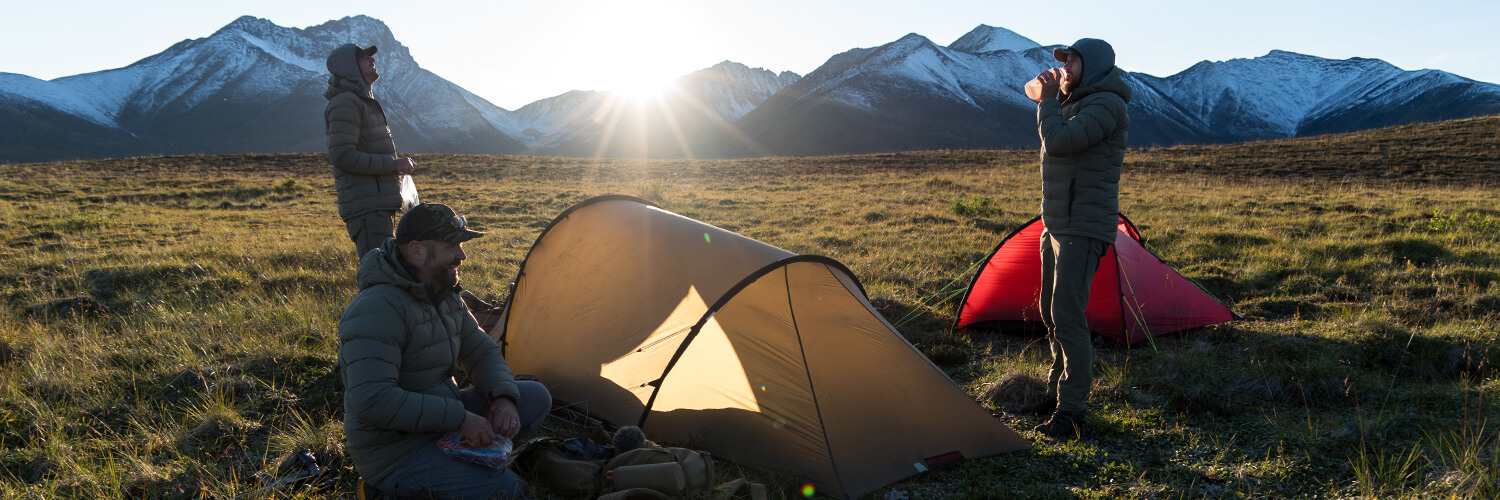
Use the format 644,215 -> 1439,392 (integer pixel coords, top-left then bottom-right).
492,195 -> 1029,499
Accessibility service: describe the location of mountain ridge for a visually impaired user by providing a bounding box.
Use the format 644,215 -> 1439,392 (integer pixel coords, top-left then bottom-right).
2,16 -> 1497,163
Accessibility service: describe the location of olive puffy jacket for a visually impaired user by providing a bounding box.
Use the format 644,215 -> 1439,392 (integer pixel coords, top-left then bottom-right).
1037,64 -> 1132,243
324,43 -> 402,222
337,238 -> 521,484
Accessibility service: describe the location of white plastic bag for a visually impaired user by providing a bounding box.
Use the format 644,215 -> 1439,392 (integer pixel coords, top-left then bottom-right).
398,174 -> 420,211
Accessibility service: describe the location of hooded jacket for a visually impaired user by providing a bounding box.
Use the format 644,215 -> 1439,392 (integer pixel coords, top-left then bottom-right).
1037,39 -> 1132,243
324,43 -> 402,222
337,238 -> 521,484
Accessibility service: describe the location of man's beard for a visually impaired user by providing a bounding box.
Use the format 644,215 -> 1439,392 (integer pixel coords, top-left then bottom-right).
420,255 -> 460,292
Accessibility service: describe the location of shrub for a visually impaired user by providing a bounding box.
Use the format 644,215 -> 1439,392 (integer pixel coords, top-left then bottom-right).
952,195 -> 1002,218
274,177 -> 302,192
63,213 -> 118,232
637,179 -> 668,202
1428,209 -> 1499,238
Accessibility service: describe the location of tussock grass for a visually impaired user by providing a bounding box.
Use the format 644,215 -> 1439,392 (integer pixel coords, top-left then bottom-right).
1,116 -> 1498,497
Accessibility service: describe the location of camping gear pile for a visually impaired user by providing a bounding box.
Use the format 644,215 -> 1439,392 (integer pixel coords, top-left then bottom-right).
513,425 -> 757,499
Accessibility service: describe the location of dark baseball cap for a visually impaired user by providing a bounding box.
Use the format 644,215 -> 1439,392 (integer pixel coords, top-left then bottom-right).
357,45 -> 378,58
1053,44 -> 1079,62
395,203 -> 484,244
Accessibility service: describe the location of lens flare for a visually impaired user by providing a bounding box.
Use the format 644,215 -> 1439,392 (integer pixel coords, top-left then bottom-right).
801,484 -> 815,497
759,385 -> 767,392
704,233 -> 711,244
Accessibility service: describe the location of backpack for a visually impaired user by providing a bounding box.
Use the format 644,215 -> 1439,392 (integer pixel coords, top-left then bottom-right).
600,445 -> 714,497
513,434 -> 765,500
514,436 -> 605,497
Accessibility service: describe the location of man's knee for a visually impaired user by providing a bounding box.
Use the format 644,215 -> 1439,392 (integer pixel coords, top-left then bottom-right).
516,381 -> 552,438
517,380 -> 552,409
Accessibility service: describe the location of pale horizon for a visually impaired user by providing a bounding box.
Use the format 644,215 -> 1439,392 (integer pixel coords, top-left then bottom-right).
3,0 -> 1496,110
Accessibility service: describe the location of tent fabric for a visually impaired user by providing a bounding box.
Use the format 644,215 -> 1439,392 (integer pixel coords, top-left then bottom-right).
954,215 -> 1236,344
494,195 -> 1029,499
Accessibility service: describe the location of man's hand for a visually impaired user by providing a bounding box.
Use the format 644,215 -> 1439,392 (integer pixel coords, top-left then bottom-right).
459,411 -> 496,447
1035,68 -> 1064,100
488,397 -> 522,438
395,157 -> 416,175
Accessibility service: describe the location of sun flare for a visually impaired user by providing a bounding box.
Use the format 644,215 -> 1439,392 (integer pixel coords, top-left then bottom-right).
612,73 -> 678,101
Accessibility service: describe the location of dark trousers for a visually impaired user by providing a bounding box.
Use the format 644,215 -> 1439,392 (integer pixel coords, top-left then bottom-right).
375,381 -> 552,499
345,210 -> 395,260
1040,233 -> 1107,414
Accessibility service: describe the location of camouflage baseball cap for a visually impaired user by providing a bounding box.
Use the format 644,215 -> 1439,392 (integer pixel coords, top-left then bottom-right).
394,203 -> 484,244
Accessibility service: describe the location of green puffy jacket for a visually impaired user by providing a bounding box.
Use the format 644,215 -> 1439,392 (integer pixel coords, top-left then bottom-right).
337,238 -> 521,484
1037,63 -> 1132,243
324,43 -> 402,222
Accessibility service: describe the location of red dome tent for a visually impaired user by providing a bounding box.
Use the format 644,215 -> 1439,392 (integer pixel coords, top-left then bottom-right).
954,215 -> 1236,344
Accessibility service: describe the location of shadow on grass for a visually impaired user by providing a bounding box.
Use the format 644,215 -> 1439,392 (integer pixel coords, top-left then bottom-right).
933,320 -> 1498,497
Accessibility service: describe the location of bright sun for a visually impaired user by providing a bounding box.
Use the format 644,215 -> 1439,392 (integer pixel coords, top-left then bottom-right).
577,1 -> 698,102
613,73 -> 678,101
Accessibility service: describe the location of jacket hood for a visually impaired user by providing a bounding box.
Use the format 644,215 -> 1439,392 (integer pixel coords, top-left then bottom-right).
325,43 -> 374,101
357,238 -> 432,302
1058,38 -> 1116,89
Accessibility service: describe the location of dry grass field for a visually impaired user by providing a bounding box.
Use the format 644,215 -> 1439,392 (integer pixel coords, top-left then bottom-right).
0,114 -> 1497,498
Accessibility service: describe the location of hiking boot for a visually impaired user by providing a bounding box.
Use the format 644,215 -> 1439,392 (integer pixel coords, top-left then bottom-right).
459,290 -> 506,333
1033,409 -> 1086,440
459,290 -> 495,312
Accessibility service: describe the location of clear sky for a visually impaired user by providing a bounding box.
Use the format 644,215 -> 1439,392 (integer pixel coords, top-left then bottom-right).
3,0 -> 1496,110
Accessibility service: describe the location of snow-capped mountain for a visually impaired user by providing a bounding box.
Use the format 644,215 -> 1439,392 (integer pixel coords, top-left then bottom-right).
2,18 -> 1497,163
0,15 -> 804,162
0,15 -> 528,162
947,24 -> 1040,54
729,29 -> 1058,156
682,61 -> 801,122
729,26 -> 1500,156
1140,50 -> 1500,139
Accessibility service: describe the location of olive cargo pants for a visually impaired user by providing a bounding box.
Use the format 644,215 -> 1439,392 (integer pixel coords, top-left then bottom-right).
1039,233 -> 1108,414
345,210 -> 395,260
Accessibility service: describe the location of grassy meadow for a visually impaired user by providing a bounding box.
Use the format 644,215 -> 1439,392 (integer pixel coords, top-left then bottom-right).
0,114 -> 1497,498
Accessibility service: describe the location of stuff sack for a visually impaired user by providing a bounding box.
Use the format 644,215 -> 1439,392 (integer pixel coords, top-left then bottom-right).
601,446 -> 714,497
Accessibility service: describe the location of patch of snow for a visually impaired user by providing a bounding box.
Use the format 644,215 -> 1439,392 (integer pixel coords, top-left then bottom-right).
949,25 -> 1041,54
1154,50 -> 1406,136
0,73 -> 120,128
460,89 -> 523,136
238,32 -> 323,73
825,87 -> 874,109
686,61 -> 801,120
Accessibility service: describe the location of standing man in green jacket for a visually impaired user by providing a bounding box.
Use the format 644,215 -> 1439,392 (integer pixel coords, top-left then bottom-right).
339,203 -> 551,498
324,43 -> 417,259
1029,38 -> 1131,440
